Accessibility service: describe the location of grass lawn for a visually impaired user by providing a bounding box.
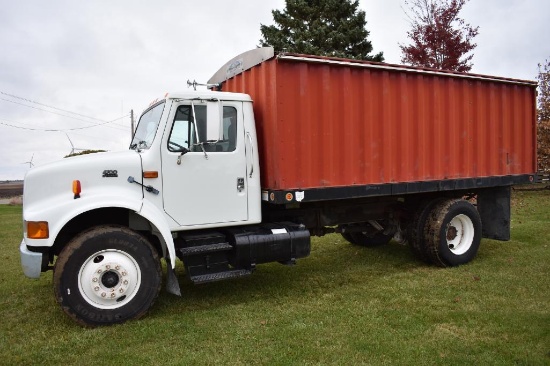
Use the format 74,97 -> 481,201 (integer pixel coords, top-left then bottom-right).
1,188 -> 549,365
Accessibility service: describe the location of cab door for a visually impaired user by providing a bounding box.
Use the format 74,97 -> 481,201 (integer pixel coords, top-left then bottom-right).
161,100 -> 248,227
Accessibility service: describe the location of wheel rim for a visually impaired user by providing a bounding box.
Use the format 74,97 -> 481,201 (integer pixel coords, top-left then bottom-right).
445,214 -> 475,255
78,249 -> 141,309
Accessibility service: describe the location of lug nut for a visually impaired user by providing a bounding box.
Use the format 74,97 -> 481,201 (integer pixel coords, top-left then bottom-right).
115,265 -> 120,270
106,265 -> 111,270
92,277 -> 98,282
97,269 -> 102,274
94,286 -> 100,291
110,293 -> 116,298
119,288 -> 124,293
122,272 -> 127,276
101,293 -> 106,298
123,280 -> 128,285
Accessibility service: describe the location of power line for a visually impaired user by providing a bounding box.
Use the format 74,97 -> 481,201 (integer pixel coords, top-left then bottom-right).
0,114 -> 129,132
0,97 -> 129,131
0,117 -> 39,129
0,91 -> 130,129
68,129 -> 129,142
0,116 -> 129,144
1,91 -> 108,122
0,117 -> 128,152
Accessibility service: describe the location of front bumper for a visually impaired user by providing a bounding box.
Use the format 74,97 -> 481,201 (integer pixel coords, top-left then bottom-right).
20,240 -> 43,279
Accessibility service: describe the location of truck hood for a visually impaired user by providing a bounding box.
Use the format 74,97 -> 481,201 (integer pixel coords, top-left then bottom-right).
23,150 -> 144,209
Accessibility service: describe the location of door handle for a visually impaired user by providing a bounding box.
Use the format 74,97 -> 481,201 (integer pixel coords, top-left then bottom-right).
246,132 -> 254,178
237,178 -> 245,192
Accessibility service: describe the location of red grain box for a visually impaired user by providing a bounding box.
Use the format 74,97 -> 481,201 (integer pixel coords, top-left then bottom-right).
212,49 -> 537,191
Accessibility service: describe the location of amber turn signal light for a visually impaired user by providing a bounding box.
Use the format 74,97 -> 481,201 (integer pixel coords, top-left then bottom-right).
72,180 -> 81,199
27,221 -> 49,239
143,171 -> 158,179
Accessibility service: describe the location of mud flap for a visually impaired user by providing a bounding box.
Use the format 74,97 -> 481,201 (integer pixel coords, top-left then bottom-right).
477,186 -> 511,241
165,257 -> 181,296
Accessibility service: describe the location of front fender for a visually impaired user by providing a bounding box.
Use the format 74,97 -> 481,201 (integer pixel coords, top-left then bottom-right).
23,193 -> 143,250
138,199 -> 176,269
24,194 -> 177,268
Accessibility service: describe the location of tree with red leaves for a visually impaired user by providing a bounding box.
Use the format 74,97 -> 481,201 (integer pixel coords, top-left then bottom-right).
400,0 -> 479,72
538,59 -> 550,123
537,59 -> 550,173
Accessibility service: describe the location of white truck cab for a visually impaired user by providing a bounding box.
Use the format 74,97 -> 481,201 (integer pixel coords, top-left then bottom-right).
21,91 -> 262,271
140,91 -> 262,229
19,90 -> 288,326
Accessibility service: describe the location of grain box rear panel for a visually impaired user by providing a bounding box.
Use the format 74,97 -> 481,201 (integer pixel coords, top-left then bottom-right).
222,54 -> 537,191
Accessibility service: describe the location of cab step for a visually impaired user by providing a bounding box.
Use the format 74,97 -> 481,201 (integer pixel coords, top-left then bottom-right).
178,242 -> 233,257
190,269 -> 252,284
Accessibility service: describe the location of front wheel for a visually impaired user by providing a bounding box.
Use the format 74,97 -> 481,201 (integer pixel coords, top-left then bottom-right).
54,225 -> 162,326
424,199 -> 482,267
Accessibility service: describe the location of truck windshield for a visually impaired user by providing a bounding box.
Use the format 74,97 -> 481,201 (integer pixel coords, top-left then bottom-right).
130,101 -> 165,150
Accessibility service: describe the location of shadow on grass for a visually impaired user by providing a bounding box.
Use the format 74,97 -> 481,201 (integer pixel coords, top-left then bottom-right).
15,234 -> 432,328
151,235 -> 430,315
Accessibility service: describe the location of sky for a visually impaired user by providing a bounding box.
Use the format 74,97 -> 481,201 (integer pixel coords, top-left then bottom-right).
0,0 -> 548,180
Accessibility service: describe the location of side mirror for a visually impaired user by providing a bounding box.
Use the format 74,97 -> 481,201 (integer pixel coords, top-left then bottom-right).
206,101 -> 223,142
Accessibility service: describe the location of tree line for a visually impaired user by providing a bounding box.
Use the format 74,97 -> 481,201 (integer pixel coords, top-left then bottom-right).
260,0 -> 477,71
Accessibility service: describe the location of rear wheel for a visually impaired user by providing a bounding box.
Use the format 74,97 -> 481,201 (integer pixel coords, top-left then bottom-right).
54,225 -> 162,326
407,198 -> 444,263
424,199 -> 482,267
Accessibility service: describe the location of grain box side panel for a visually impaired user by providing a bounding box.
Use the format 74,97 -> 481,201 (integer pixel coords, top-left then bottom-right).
398,72 -> 413,182
222,56 -> 537,191
224,59 -> 281,189
268,60 -> 536,189
471,81 -> 537,176
277,60 -> 325,188
272,60 -> 391,189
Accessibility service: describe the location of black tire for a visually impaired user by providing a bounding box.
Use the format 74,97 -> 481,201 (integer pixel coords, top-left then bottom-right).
349,231 -> 393,247
423,199 -> 482,267
407,198 -> 445,263
54,225 -> 162,327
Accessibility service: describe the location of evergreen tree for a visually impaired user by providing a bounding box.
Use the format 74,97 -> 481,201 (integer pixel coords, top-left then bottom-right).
260,0 -> 383,62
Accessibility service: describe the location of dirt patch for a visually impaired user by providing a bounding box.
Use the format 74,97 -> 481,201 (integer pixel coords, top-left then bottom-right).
7,196 -> 23,205
0,182 -> 23,199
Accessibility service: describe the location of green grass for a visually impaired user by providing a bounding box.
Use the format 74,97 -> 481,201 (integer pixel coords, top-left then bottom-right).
1,189 -> 549,365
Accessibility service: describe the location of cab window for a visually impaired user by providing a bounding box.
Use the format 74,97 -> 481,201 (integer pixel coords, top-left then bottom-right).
168,105 -> 237,152
130,101 -> 165,150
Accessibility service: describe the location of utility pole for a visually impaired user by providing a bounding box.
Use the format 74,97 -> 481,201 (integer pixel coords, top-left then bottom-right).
130,109 -> 134,140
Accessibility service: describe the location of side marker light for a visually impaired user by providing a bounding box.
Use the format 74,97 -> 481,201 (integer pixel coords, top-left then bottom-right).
72,180 -> 81,199
27,221 -> 49,239
143,171 -> 159,179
